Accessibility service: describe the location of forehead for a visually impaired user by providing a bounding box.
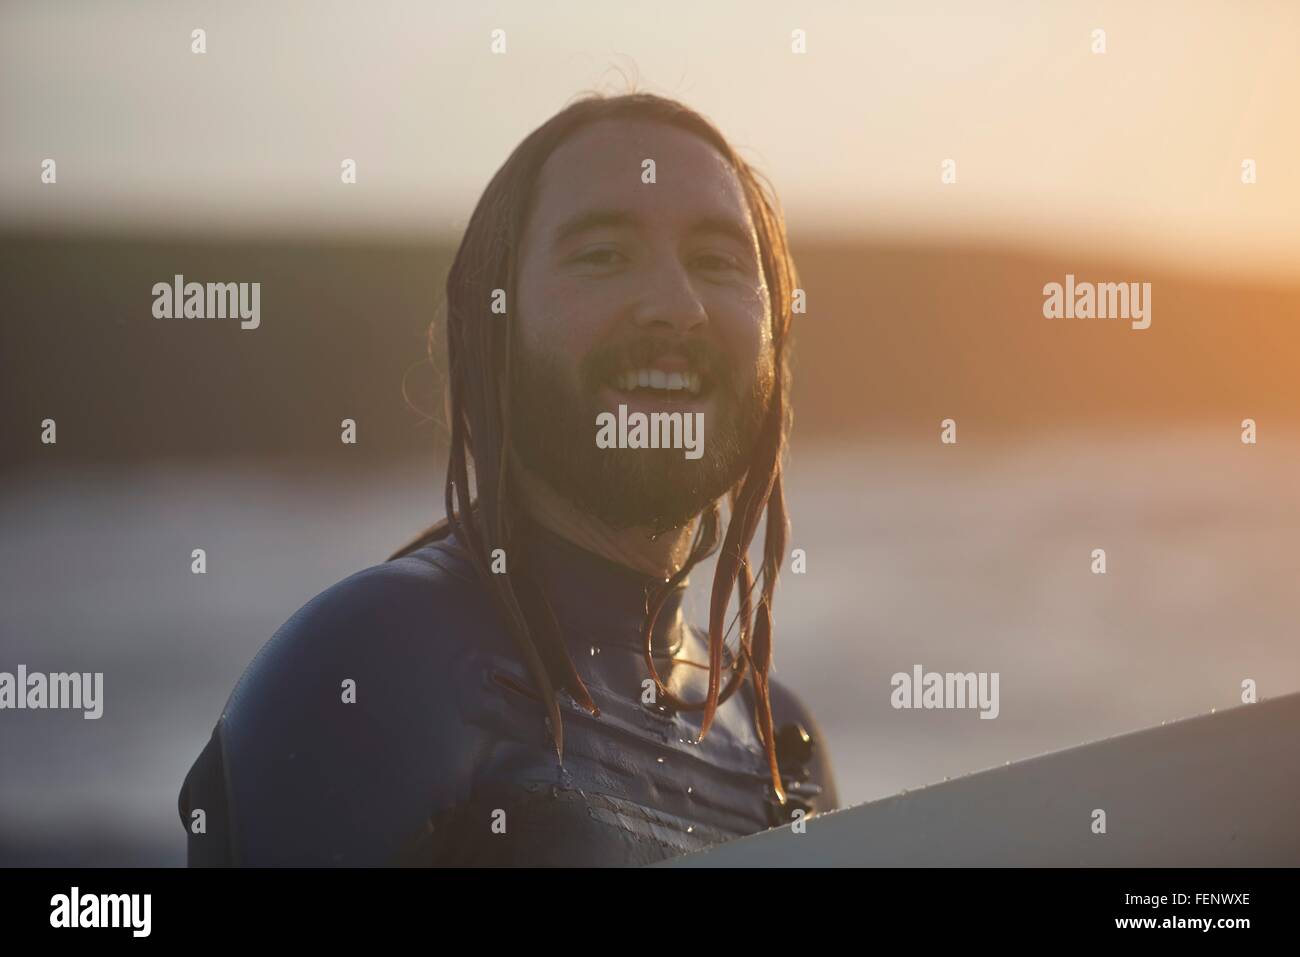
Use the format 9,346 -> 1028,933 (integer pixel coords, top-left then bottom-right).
526,117 -> 755,238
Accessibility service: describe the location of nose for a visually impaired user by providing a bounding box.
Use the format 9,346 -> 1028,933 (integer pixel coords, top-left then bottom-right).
630,254 -> 709,336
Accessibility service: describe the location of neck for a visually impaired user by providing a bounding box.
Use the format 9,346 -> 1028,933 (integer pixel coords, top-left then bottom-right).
511,462 -> 697,580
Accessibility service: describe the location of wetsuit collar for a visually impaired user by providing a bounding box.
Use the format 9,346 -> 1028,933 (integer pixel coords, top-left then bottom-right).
518,520 -> 687,657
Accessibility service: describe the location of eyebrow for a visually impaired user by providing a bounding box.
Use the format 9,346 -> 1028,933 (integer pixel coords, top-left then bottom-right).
550,208 -> 755,251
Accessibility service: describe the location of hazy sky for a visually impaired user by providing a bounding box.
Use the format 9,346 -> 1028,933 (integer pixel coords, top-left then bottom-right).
3,0 -> 1297,279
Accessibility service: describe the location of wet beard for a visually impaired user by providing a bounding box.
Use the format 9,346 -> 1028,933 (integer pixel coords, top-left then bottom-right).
509,340 -> 773,534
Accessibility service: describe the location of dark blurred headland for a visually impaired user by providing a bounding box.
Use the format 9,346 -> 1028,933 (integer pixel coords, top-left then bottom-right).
3,231 -> 1297,471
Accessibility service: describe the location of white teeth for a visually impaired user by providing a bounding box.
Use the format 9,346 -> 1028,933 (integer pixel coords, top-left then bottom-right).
613,368 -> 704,395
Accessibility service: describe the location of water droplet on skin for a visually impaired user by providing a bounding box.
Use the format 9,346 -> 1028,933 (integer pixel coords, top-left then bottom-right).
1210,707 -> 1217,714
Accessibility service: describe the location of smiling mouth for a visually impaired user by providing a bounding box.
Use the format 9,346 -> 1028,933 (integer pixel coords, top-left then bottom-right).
607,367 -> 709,399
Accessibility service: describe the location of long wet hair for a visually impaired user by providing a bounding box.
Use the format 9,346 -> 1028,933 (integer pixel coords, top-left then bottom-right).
390,91 -> 798,805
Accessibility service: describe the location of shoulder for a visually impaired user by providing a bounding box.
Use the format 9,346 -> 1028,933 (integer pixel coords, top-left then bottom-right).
767,675 -> 841,813
275,538 -> 484,653
221,541 -> 490,737
202,540 -> 499,865
226,541 -> 485,705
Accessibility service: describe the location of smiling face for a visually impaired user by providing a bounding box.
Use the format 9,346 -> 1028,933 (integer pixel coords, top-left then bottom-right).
509,116 -> 776,532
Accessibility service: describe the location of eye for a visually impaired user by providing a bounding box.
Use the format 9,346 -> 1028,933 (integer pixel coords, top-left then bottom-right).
573,247 -> 626,267
693,252 -> 742,272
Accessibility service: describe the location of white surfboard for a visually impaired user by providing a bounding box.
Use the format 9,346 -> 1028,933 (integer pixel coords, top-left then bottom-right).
663,692 -> 1300,866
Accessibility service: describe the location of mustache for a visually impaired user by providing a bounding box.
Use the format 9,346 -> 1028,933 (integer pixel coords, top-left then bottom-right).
578,335 -> 731,392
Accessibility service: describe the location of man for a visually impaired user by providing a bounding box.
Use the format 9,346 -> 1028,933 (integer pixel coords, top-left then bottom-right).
177,92 -> 838,866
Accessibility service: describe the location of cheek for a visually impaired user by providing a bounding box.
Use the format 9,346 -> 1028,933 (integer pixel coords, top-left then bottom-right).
521,272 -> 613,356
710,281 -> 771,362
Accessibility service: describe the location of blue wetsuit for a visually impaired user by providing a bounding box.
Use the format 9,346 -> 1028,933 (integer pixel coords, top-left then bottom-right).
177,522 -> 838,866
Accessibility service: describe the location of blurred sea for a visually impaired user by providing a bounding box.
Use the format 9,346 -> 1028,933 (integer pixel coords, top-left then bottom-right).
2,428 -> 1298,865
